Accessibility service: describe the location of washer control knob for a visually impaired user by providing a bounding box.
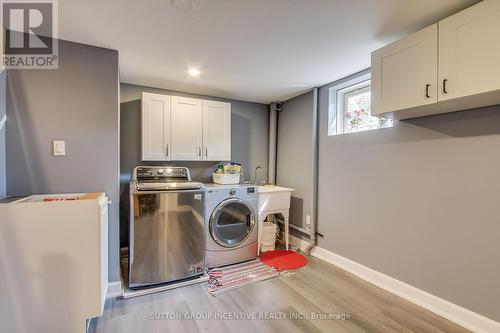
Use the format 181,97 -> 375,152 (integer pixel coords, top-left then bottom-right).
157,169 -> 164,175
229,188 -> 236,195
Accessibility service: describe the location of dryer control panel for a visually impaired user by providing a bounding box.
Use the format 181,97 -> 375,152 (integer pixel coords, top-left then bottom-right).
205,185 -> 257,202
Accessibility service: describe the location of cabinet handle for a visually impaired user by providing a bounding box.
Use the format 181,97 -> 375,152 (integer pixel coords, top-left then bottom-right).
425,84 -> 431,99
198,147 -> 201,157
205,147 -> 208,157
165,144 -> 169,157
443,79 -> 448,94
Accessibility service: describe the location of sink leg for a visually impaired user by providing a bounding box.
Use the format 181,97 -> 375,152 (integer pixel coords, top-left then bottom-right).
283,211 -> 290,251
257,216 -> 266,255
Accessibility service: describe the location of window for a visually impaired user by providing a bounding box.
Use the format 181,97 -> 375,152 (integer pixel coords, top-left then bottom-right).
328,74 -> 393,136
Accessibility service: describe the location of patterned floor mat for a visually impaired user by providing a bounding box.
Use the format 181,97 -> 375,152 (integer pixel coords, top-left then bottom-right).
207,259 -> 279,296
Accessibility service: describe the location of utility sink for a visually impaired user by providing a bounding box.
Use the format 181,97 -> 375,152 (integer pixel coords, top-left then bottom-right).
258,185 -> 294,194
258,185 -> 294,213
257,185 -> 294,254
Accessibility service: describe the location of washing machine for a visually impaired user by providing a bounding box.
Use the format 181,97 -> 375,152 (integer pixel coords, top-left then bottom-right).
204,184 -> 258,268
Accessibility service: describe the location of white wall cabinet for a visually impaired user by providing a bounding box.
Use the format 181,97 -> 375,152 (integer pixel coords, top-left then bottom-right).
141,93 -> 231,161
439,0 -> 500,102
372,24 -> 438,115
171,96 -> 204,161
203,100 -> 231,161
141,93 -> 171,161
372,0 -> 500,119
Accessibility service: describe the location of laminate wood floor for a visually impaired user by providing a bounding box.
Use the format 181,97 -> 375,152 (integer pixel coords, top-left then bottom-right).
95,256 -> 471,333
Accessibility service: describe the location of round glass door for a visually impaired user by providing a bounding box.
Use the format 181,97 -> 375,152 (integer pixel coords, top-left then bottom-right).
210,198 -> 255,248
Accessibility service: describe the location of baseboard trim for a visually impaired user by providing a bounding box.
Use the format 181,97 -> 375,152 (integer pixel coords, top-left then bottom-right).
298,239 -> 500,333
106,280 -> 123,299
290,235 -> 312,252
86,317 -> 97,333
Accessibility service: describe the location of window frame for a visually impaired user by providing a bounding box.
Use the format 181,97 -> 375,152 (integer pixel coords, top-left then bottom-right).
336,80 -> 371,135
328,72 -> 392,136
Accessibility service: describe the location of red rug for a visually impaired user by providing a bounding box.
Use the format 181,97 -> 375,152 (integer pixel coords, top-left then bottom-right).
260,250 -> 307,271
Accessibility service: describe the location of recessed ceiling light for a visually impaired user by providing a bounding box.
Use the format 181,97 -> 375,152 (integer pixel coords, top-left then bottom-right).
171,0 -> 196,10
188,68 -> 201,77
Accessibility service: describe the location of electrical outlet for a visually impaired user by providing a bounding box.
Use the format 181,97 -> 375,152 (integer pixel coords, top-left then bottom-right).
306,215 -> 311,230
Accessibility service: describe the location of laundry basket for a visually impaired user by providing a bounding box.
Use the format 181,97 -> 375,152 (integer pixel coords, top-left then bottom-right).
212,173 -> 240,185
260,222 -> 277,252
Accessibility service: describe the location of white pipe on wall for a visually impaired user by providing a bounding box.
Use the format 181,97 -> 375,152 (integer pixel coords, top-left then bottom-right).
0,114 -> 6,131
310,87 -> 319,247
268,102 -> 278,184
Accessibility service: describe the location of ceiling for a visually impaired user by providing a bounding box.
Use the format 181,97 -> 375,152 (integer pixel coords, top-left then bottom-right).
58,0 -> 480,104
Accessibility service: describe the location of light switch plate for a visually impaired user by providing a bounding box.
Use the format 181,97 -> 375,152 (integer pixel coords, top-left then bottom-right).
53,140 -> 66,156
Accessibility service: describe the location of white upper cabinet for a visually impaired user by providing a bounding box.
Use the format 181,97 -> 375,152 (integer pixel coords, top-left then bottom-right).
171,96 -> 204,161
203,100 -> 231,161
372,24 -> 438,116
439,0 -> 500,101
142,92 -> 171,161
371,1 -> 500,119
142,94 -> 232,161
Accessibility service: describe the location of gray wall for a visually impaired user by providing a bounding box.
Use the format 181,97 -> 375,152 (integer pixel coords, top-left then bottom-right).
277,91 -> 315,229
316,71 -> 500,322
120,83 -> 269,246
0,71 -> 5,198
6,40 -> 121,282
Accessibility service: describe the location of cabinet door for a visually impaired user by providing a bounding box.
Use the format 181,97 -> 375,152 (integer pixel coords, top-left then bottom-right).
141,93 -> 171,161
439,0 -> 500,101
171,96 -> 203,160
372,24 -> 438,115
203,100 -> 231,161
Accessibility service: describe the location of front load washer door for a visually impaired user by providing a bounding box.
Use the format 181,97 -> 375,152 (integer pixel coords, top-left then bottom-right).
210,198 -> 255,248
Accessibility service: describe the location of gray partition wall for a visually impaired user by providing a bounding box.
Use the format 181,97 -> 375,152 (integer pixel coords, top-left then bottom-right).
276,91 -> 316,230
316,70 -> 500,322
275,68 -> 500,322
120,83 -> 270,247
6,40 -> 121,283
120,83 -> 270,185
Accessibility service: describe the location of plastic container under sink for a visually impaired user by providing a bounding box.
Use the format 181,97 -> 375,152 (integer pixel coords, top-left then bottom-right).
260,222 -> 277,252
212,173 -> 240,185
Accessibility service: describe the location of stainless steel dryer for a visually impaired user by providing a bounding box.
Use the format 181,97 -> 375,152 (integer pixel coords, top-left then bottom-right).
129,166 -> 204,288
204,184 -> 258,268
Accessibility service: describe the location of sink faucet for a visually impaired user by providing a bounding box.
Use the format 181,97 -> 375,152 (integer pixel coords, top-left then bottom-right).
254,166 -> 266,185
